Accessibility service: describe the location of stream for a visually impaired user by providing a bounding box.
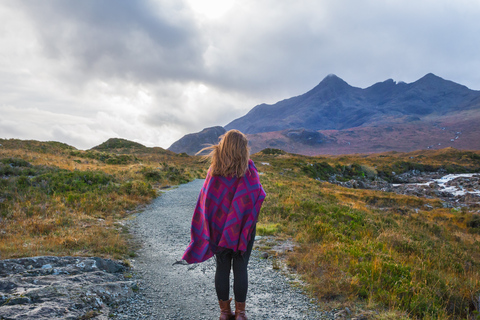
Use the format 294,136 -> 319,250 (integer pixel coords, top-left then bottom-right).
393,173 -> 480,197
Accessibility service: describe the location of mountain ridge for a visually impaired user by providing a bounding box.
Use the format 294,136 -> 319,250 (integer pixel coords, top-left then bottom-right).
169,73 -> 480,155
225,73 -> 480,134
168,126 -> 226,155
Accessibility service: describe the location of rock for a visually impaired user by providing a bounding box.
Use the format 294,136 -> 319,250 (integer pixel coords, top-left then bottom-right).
352,313 -> 371,320
93,257 -> 126,273
334,309 -> 348,319
282,128 -> 329,146
271,241 -> 296,254
0,256 -> 134,320
330,171 -> 480,209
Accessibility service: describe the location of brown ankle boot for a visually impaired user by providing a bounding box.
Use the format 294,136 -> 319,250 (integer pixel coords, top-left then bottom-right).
218,298 -> 235,320
234,301 -> 247,320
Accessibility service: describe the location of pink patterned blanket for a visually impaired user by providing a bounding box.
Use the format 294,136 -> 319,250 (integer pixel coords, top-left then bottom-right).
182,159 -> 266,264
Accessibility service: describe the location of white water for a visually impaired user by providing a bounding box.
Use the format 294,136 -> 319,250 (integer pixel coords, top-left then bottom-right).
393,173 -> 480,197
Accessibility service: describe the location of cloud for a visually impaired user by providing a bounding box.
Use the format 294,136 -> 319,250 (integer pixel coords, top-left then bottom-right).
199,0 -> 480,93
12,0 -> 205,84
1,0 -> 480,150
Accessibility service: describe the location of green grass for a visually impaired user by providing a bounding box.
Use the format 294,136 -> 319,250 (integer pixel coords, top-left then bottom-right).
256,223 -> 280,236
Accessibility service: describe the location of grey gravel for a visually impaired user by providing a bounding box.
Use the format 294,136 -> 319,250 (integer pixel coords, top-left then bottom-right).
113,179 -> 333,319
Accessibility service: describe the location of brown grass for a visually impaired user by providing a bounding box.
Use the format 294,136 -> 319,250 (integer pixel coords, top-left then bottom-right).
252,149 -> 480,319
0,140 -> 206,260
2,139 -> 480,319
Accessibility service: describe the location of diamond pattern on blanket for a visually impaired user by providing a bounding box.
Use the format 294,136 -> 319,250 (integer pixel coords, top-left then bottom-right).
182,159 -> 266,264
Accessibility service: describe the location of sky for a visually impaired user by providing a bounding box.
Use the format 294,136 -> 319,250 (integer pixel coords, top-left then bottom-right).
1,0 -> 480,150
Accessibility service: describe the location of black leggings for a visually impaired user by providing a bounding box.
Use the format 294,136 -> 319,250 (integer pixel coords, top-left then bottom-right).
214,227 -> 256,303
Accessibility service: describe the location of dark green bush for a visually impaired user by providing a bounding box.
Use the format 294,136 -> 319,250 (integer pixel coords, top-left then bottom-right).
303,162 -> 335,180
69,151 -> 135,165
141,167 -> 162,180
260,148 -> 286,155
32,170 -> 113,194
467,214 -> 480,229
0,158 -> 31,167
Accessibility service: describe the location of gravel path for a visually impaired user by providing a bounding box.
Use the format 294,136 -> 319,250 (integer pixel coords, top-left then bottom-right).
114,179 -> 333,319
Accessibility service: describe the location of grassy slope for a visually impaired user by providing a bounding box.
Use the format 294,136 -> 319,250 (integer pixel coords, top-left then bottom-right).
0,138 -> 206,260
252,148 -> 480,319
1,139 -> 480,319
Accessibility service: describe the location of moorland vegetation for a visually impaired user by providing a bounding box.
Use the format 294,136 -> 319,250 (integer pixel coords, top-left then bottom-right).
0,138 -> 205,260
1,138 -> 479,319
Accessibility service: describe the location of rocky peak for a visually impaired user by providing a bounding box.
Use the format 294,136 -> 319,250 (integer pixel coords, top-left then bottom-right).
315,74 -> 351,90
411,73 -> 468,91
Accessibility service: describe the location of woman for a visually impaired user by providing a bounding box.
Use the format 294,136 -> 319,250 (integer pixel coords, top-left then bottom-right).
182,130 -> 266,320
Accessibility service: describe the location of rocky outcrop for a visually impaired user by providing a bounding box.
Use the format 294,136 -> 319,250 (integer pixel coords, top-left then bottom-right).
282,128 -> 329,146
0,256 -> 136,320
168,126 -> 226,155
331,172 -> 480,207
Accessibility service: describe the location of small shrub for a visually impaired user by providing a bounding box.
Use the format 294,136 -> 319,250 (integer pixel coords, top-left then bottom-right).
467,214 -> 480,229
141,167 -> 162,180
0,158 -> 31,167
303,162 -> 335,180
260,148 -> 286,155
121,181 -> 155,197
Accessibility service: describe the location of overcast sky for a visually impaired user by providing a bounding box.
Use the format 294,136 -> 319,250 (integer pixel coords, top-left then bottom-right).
1,0 -> 480,149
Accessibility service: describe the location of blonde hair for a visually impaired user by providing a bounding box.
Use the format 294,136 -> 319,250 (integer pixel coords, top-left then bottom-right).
198,130 -> 250,177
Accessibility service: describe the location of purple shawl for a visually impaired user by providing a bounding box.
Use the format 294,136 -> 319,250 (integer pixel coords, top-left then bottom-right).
182,159 -> 266,264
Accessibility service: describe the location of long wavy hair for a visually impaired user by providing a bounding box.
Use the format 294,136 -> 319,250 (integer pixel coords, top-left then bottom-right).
198,130 -> 250,177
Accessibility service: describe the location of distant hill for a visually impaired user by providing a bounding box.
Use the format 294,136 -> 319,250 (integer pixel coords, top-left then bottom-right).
0,138 -> 76,153
91,138 -> 147,151
168,126 -> 226,155
91,138 -> 173,155
169,74 -> 480,155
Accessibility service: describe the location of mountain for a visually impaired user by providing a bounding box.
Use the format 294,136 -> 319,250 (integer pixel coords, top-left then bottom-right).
168,126 -> 226,155
225,73 -> 480,133
170,74 -> 480,155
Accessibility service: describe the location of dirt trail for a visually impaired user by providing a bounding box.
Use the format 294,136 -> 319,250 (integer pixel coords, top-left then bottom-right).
114,179 -> 331,319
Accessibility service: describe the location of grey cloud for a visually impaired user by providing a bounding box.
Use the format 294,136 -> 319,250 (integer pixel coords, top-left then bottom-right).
2,0 -> 480,150
14,0 -> 206,84
200,0 -> 480,97
11,0 -> 480,100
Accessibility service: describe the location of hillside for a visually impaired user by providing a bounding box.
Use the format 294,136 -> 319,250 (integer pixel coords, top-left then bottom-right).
168,126 -> 226,155
0,138 -> 76,153
225,73 -> 480,133
91,138 -> 174,155
0,138 -> 205,260
91,138 -> 148,152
